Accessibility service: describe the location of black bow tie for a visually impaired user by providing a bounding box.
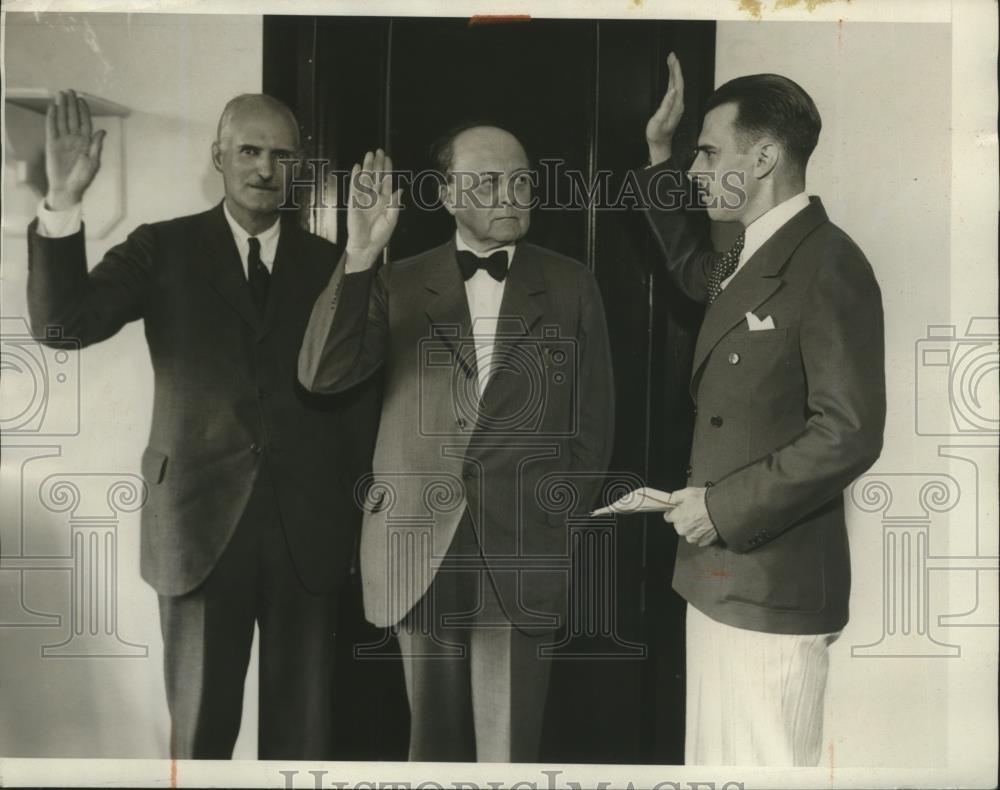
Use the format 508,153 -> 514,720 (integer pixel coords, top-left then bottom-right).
456,249 -> 509,282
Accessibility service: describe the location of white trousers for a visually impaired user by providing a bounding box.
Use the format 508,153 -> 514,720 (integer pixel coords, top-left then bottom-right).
685,603 -> 841,766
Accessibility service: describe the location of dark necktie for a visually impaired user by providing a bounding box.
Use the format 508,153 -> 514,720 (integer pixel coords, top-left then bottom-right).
707,231 -> 746,305
247,236 -> 270,314
456,249 -> 509,282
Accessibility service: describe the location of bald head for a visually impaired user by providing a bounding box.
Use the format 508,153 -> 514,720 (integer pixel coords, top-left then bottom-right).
438,124 -> 533,252
436,125 -> 529,175
216,94 -> 301,151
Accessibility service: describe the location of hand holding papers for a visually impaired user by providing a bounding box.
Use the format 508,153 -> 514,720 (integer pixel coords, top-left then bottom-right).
591,487 -> 678,516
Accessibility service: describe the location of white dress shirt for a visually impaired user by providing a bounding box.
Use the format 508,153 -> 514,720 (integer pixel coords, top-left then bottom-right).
455,230 -> 515,396
35,199 -> 83,239
720,191 -> 810,290
222,201 -> 279,278
35,199 -> 279,280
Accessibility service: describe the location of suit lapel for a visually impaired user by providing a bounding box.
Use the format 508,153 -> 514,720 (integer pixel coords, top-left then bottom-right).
420,241 -> 547,402
199,203 -> 262,333
423,241 -> 477,380
479,243 -> 546,403
690,198 -> 829,397
690,269 -> 782,387
493,243 -> 545,339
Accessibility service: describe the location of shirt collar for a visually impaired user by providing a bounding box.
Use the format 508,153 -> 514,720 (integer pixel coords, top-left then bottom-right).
740,191 -> 810,264
223,200 -> 281,265
455,230 -> 516,268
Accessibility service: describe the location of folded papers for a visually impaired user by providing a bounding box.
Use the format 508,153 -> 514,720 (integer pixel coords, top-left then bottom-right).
591,487 -> 678,516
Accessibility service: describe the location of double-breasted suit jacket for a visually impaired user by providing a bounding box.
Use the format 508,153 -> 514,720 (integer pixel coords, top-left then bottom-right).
638,162 -> 886,635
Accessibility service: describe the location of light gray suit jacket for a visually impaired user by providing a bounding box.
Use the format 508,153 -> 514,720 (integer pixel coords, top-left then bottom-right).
298,240 -> 615,628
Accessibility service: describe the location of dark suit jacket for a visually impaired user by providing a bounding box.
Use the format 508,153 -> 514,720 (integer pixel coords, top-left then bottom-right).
638,162 -> 885,635
27,204 -> 377,597
298,240 -> 615,629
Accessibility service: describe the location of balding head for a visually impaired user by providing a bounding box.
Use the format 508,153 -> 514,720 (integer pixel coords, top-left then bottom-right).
211,94 -> 302,233
216,94 -> 301,152
437,124 -> 533,252
434,124 -> 529,175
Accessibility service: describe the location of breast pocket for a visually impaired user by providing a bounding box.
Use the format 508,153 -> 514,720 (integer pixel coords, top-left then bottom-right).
743,326 -> 788,352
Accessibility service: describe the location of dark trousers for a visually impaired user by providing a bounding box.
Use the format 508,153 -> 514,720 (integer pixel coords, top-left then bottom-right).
157,465 -> 339,759
395,512 -> 555,763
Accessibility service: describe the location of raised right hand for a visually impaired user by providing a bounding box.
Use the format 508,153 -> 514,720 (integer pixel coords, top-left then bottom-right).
45,89 -> 106,210
344,148 -> 401,272
645,52 -> 685,167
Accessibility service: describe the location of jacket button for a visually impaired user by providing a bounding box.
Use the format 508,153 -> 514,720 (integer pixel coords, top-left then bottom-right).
710,415 -> 723,427
250,443 -> 262,455
692,406 -> 698,417
685,465 -> 693,477
728,352 -> 740,365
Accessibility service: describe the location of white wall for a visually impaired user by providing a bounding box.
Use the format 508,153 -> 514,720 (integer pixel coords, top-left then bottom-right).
716,19 -> 997,776
1,12 -> 263,758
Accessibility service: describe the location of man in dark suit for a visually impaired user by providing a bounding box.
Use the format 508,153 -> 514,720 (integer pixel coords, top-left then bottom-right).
637,56 -> 885,765
27,90 -> 391,759
298,127 -> 615,762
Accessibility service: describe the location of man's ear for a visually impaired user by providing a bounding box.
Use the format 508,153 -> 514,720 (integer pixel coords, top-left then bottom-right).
754,141 -> 779,180
211,141 -> 223,173
441,178 -> 457,217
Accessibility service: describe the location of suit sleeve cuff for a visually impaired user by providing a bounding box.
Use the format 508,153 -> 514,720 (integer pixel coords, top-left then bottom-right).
704,482 -> 757,553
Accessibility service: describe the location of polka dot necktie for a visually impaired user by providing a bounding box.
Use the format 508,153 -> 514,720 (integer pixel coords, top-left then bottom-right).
247,236 -> 270,314
707,231 -> 745,305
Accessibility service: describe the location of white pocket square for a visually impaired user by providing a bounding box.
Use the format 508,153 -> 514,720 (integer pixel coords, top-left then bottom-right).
746,312 -> 776,331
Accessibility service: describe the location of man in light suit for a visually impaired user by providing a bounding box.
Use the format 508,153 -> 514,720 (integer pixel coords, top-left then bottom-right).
27,91 -> 388,758
299,126 -> 615,762
637,56 -> 886,765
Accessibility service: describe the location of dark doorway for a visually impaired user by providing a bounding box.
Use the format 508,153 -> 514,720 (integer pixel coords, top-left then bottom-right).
264,15 -> 714,764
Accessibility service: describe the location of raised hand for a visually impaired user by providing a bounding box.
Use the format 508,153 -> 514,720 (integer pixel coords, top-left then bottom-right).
645,52 -> 685,167
344,149 -> 401,271
45,90 -> 107,210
